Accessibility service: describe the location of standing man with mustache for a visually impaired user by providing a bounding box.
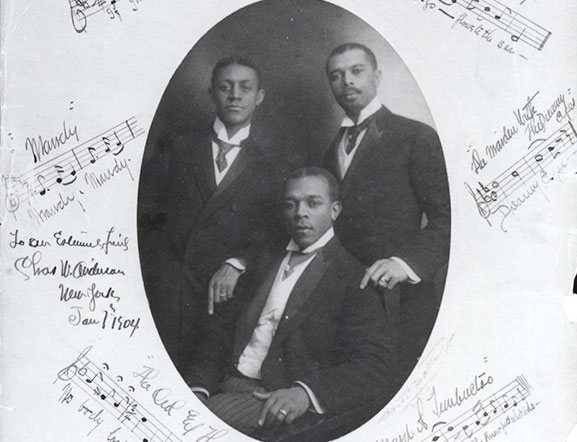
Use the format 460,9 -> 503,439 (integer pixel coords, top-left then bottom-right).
138,57 -> 285,378
323,43 -> 451,381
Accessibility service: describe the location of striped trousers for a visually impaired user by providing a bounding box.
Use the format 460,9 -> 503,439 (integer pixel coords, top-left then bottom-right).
205,376 -> 269,433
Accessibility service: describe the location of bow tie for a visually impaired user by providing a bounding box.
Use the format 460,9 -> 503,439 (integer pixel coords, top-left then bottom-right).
282,250 -> 317,280
342,115 -> 375,154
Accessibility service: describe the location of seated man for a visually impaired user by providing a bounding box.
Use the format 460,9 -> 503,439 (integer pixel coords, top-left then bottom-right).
187,167 -> 395,435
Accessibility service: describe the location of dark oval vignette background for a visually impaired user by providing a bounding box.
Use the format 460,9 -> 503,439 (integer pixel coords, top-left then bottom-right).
142,0 -> 435,167
138,0 -> 448,439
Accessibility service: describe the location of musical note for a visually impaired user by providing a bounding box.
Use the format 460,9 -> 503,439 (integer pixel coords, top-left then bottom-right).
113,131 -> 125,156
510,27 -> 526,42
465,0 -> 479,11
86,371 -> 103,384
102,136 -> 112,153
53,345 -> 211,442
55,164 -> 77,185
417,377 -> 533,442
510,170 -> 526,185
446,0 -> 551,51
88,147 -> 98,163
36,175 -> 49,196
2,117 -> 144,217
472,400 -> 491,426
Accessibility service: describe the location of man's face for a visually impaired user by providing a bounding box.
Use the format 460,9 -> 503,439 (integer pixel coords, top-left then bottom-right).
210,64 -> 265,130
326,48 -> 381,118
283,176 -> 341,249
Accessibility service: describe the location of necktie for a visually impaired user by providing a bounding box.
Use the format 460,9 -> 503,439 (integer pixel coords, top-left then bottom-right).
212,132 -> 241,172
344,115 -> 375,154
282,251 -> 316,280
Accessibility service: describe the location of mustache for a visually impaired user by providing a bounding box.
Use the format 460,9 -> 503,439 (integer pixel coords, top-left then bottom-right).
343,87 -> 362,94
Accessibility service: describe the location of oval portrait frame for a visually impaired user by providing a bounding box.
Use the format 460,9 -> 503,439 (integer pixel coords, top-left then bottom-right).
137,1 -> 451,440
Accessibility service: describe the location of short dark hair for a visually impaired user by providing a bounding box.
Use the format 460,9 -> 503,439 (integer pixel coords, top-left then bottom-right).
326,43 -> 378,73
286,167 -> 340,202
211,56 -> 262,88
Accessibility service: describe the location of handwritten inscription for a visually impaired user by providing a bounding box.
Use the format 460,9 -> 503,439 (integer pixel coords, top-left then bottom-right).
54,347 -> 229,442
8,225 -> 138,336
470,89 -> 574,174
14,251 -> 125,281
70,0 -> 145,34
25,120 -> 79,164
2,117 -> 144,225
514,91 -> 576,140
413,0 -> 551,58
10,226 -> 129,254
465,89 -> 577,232
375,375 -> 534,442
428,372 -> 493,418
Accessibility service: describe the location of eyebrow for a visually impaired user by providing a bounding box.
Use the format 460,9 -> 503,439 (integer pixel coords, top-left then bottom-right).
284,195 -> 324,200
328,63 -> 367,75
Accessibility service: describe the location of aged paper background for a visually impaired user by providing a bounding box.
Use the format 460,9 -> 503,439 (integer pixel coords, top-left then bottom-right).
1,1 -> 576,441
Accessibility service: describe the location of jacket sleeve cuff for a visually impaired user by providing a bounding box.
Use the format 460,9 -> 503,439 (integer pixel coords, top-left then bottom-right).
225,258 -> 247,273
390,256 -> 421,284
190,387 -> 210,399
294,381 -> 325,414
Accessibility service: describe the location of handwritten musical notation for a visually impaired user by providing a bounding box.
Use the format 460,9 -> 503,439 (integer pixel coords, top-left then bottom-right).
69,0 -> 144,33
56,346 -> 184,442
440,0 -> 551,51
2,117 -> 144,216
419,376 -> 533,442
465,120 -> 577,229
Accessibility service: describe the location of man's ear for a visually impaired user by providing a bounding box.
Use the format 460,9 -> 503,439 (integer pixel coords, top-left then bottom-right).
256,88 -> 265,106
374,69 -> 382,90
331,201 -> 342,221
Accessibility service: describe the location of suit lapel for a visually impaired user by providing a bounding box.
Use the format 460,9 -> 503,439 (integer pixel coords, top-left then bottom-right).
269,238 -> 341,350
188,133 -> 216,204
199,141 -> 257,222
210,144 -> 251,201
340,107 -> 395,187
234,252 -> 285,357
324,130 -> 344,180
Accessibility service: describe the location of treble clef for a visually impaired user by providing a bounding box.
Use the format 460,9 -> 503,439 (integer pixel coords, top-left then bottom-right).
70,0 -> 88,33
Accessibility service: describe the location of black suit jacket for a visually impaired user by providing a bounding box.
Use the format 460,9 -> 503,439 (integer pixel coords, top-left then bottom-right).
190,237 -> 394,415
324,106 -> 450,281
138,126 -> 286,373
324,107 -> 450,382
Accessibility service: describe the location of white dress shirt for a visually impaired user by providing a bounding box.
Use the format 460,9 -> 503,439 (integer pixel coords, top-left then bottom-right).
336,97 -> 421,284
212,117 -> 248,185
213,117 -> 250,271
337,96 -> 382,179
236,228 -> 336,413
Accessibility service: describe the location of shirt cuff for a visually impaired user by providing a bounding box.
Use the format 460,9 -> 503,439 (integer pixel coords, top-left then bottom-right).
294,381 -> 325,414
390,257 -> 421,284
225,258 -> 247,273
190,387 -> 210,399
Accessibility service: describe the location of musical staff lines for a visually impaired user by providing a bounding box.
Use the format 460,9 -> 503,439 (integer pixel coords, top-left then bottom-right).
69,0 -> 144,33
439,0 -> 551,51
3,117 -> 144,215
466,120 -> 577,223
56,346 -> 182,442
420,376 -> 533,442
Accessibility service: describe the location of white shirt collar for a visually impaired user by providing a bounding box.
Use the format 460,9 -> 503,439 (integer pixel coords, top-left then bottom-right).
285,227 -> 335,254
340,96 -> 382,127
213,117 -> 251,145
